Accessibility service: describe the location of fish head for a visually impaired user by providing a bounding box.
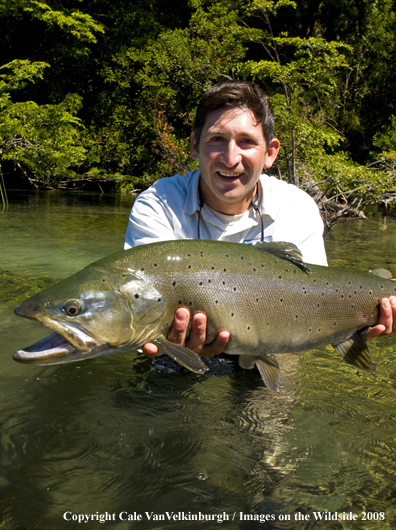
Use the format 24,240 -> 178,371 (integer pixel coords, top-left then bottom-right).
13,264 -> 166,365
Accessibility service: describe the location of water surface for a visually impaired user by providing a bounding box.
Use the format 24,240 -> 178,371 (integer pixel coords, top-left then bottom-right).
1,192 -> 396,529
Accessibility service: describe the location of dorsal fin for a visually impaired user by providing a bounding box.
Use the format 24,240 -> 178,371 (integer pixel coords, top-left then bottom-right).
253,241 -> 310,273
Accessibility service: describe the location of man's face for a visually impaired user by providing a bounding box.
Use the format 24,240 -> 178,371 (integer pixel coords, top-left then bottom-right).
190,108 -> 279,215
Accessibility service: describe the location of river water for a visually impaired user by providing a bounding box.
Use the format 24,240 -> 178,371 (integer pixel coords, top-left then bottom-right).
1,191 -> 396,529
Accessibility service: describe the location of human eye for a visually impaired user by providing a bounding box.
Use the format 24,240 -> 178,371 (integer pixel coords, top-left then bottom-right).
241,137 -> 257,146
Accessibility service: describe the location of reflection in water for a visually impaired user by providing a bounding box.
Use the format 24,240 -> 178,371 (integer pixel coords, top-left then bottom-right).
1,194 -> 396,529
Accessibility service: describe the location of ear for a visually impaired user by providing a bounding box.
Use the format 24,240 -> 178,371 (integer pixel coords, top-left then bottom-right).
190,132 -> 199,160
264,138 -> 280,168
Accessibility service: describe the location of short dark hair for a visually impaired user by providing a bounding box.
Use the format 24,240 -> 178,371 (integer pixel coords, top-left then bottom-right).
193,80 -> 275,150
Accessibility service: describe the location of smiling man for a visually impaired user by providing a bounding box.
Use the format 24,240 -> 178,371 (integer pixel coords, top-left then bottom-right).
124,80 -> 396,358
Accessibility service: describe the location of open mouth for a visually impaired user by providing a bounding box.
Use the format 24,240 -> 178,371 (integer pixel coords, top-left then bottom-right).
13,332 -> 78,363
13,319 -> 98,365
217,171 -> 244,180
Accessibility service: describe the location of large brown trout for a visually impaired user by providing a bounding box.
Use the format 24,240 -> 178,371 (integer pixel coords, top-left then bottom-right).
13,240 -> 396,391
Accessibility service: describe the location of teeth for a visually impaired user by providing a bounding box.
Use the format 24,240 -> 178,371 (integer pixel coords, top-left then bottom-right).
218,171 -> 243,177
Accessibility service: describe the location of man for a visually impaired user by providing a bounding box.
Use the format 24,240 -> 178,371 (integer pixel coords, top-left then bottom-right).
124,81 -> 396,359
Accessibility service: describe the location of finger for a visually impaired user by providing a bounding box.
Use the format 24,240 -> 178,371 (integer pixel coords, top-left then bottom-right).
167,307 -> 190,345
199,330 -> 230,357
390,296 -> 396,333
366,298 -> 392,342
186,312 -> 207,353
143,342 -> 159,358
366,325 -> 386,342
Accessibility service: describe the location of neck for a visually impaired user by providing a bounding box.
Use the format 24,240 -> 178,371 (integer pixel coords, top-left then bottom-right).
199,183 -> 257,215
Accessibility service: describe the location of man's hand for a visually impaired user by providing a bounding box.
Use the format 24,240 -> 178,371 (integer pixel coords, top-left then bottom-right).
366,296 -> 396,341
143,307 -> 230,358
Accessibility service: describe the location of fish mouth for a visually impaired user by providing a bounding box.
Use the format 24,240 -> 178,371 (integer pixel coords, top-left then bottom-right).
13,332 -> 78,364
13,317 -> 101,365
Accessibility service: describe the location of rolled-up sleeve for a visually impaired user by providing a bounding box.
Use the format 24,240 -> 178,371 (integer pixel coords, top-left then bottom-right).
124,191 -> 177,249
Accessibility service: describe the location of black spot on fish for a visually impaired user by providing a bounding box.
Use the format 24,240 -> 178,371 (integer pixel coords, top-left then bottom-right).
135,294 -> 139,299
222,281 -> 225,285
102,279 -> 106,282
188,265 -> 191,269
178,300 -> 182,304
208,279 -> 211,283
246,326 -> 251,331
333,322 -> 337,326
189,301 -> 192,306
172,281 -> 176,286
157,298 -> 162,302
211,266 -> 214,270
154,263 -> 157,267
318,328 -> 321,332
241,256 -> 244,260
231,312 -> 234,317
351,304 -> 354,309
369,290 -> 373,294
215,300 -> 218,304
233,287 -> 237,291
317,304 -> 320,307
279,275 -> 282,279
280,298 -> 283,303
224,268 -> 227,272
308,328 -> 312,332
199,281 -> 203,286
253,268 -> 256,272
187,254 -> 191,257
141,268 -> 144,271
341,294 -> 344,299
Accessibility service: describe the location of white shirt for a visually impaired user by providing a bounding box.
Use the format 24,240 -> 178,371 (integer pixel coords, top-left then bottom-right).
124,170 -> 327,266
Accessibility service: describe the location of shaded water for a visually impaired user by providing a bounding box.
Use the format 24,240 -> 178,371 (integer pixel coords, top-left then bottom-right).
1,192 -> 396,529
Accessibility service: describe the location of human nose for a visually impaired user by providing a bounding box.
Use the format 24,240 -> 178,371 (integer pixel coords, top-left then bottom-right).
221,140 -> 242,166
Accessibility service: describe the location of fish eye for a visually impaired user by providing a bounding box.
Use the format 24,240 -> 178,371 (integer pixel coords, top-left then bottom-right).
63,300 -> 82,316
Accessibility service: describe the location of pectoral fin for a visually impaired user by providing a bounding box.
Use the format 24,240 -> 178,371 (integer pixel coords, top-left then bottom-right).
333,331 -> 375,373
255,355 -> 281,392
152,335 -> 208,374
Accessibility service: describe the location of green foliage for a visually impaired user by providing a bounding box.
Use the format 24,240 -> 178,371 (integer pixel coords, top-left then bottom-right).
0,59 -> 86,180
0,0 -> 395,208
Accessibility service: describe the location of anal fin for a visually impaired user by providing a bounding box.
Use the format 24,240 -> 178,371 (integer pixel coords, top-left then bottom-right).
152,335 -> 208,374
333,331 -> 375,373
255,355 -> 281,392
